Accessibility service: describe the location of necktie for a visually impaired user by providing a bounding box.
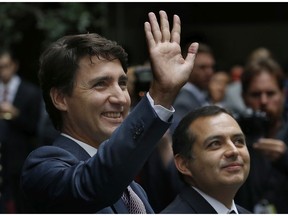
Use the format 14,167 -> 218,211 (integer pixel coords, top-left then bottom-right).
229,210 -> 236,214
2,86 -> 8,102
121,186 -> 146,214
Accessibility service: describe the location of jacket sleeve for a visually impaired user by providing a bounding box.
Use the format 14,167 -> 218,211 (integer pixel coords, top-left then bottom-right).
21,95 -> 172,213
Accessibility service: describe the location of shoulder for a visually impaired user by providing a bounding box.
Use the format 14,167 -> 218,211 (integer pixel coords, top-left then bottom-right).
24,144 -> 80,168
161,193 -> 195,213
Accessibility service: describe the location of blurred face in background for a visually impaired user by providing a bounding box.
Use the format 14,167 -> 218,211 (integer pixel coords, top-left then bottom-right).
208,71 -> 230,104
0,53 -> 18,84
189,53 -> 215,90
243,71 -> 285,123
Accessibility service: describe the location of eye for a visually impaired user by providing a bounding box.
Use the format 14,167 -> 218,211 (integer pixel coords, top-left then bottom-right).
207,140 -> 221,149
233,137 -> 246,146
250,92 -> 261,98
266,91 -> 276,98
119,80 -> 128,90
93,81 -> 108,89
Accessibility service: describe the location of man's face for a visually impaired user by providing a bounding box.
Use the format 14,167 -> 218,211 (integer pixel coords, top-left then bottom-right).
208,71 -> 230,103
0,54 -> 18,83
243,72 -> 285,122
61,56 -> 131,148
184,113 -> 250,194
190,53 -> 215,90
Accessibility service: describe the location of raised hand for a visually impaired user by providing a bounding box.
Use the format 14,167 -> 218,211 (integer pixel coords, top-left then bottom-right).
253,138 -> 287,161
144,10 -> 198,108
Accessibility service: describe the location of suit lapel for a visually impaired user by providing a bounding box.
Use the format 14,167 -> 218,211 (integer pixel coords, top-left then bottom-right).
180,186 -> 218,213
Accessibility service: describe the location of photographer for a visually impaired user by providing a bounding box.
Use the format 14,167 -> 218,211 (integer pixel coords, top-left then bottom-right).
234,57 -> 288,213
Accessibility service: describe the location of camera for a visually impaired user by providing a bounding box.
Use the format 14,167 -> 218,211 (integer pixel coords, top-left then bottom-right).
134,67 -> 153,103
234,108 -> 270,144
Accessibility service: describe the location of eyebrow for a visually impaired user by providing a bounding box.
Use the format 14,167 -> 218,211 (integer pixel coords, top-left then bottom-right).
88,74 -> 128,86
203,133 -> 245,146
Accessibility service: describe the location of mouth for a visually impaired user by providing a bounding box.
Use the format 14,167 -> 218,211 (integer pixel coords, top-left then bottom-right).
221,162 -> 243,172
102,112 -> 122,118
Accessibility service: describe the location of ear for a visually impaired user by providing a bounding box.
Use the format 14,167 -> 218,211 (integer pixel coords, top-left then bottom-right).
50,87 -> 68,111
174,154 -> 193,178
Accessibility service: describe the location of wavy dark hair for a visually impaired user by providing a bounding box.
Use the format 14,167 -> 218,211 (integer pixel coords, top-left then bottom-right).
39,33 -> 128,130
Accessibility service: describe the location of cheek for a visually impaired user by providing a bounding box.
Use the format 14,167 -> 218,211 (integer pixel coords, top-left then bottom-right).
125,93 -> 131,105
246,98 -> 260,108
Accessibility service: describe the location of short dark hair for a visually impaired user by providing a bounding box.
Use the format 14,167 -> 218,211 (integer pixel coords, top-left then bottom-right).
241,58 -> 284,95
39,33 -> 128,130
172,105 -> 233,159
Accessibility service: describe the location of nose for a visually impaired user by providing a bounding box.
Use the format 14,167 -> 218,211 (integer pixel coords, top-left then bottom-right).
260,93 -> 268,105
224,140 -> 239,158
109,85 -> 128,105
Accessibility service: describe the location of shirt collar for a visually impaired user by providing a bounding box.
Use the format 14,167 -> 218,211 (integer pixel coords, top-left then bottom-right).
192,186 -> 238,214
61,133 -> 97,157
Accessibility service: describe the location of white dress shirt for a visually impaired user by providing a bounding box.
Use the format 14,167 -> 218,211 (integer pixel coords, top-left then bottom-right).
193,187 -> 238,214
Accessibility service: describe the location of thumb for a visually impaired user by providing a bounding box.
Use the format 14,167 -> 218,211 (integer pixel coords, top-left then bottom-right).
185,42 -> 198,63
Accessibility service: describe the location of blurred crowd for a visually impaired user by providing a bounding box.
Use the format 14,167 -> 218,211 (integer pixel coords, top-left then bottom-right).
1,40 -> 288,213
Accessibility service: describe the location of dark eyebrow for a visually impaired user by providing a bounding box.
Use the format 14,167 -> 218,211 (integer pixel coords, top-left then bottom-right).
88,76 -> 111,86
232,133 -> 246,141
203,133 -> 245,147
88,74 -> 128,86
203,135 -> 222,147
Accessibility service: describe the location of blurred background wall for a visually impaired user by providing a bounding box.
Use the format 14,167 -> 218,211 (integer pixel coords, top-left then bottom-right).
1,2 -> 288,84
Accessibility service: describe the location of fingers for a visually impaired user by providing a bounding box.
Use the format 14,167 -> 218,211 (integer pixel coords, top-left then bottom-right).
171,14 -> 181,44
145,10 -> 180,45
148,12 -> 162,43
144,22 -> 156,48
159,10 -> 170,42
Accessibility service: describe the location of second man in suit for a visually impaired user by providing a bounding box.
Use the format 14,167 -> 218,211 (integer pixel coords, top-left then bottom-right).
162,105 -> 251,214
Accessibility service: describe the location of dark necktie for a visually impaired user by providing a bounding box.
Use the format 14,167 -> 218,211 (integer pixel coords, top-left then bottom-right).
121,186 -> 146,214
229,210 -> 236,214
2,86 -> 8,102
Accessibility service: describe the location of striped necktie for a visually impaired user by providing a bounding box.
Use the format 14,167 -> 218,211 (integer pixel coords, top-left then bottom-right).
121,186 -> 146,214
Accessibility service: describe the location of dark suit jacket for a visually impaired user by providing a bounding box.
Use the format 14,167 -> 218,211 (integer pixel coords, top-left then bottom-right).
21,96 -> 171,213
161,186 -> 251,214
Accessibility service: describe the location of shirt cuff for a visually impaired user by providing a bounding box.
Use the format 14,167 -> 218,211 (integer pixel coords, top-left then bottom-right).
146,92 -> 174,122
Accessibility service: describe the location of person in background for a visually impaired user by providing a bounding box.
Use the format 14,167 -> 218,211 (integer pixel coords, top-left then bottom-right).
224,64 -> 246,114
171,42 -> 215,132
208,70 -> 230,108
161,105 -> 251,214
235,57 -> 288,213
20,10 -> 199,213
0,48 -> 42,213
